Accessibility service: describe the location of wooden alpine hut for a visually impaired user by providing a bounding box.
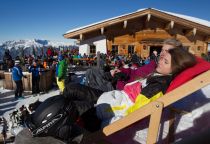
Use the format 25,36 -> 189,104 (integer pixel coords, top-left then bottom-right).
63,8 -> 210,58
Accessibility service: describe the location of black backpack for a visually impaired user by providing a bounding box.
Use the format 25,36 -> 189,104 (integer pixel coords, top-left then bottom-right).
26,95 -> 80,141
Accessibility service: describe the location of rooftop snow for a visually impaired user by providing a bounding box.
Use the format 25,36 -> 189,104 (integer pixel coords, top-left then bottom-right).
151,8 -> 210,28
65,8 -> 147,34
65,8 -> 210,34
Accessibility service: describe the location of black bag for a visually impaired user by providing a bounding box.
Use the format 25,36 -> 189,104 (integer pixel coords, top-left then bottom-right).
84,67 -> 114,92
26,95 -> 80,141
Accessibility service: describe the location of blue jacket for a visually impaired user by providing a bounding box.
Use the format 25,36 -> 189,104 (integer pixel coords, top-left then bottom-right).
12,65 -> 24,81
55,63 -> 60,77
28,65 -> 40,78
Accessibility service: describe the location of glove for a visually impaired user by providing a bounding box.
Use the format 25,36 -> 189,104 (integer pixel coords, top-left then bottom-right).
58,78 -> 62,81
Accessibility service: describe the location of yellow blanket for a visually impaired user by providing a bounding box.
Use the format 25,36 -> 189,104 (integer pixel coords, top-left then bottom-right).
126,92 -> 163,114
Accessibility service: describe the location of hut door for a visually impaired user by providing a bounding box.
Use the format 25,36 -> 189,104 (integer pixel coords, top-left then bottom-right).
149,46 -> 162,56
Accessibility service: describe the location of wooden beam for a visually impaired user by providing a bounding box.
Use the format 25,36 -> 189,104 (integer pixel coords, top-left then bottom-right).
147,14 -> 151,22
101,27 -> 104,35
144,14 -> 151,29
185,28 -> 197,37
79,34 -> 83,40
165,21 -> 174,30
193,28 -> 197,36
123,20 -> 127,29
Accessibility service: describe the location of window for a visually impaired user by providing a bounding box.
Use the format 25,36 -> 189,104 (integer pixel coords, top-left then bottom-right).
128,45 -> 135,54
112,45 -> 118,54
90,45 -> 96,54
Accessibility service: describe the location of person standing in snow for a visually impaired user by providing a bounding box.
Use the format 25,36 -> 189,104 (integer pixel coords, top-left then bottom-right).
12,59 -> 27,99
28,60 -> 41,96
56,54 -> 67,93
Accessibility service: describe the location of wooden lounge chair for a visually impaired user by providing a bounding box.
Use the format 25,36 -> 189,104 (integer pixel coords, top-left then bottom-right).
82,58 -> 210,144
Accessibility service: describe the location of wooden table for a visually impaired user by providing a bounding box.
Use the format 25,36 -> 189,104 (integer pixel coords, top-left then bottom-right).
3,70 -> 54,92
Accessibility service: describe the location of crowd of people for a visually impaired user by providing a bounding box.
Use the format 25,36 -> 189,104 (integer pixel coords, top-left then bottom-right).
2,44 -> 161,99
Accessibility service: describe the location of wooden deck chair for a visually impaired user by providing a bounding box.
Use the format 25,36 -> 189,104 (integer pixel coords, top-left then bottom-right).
82,58 -> 210,144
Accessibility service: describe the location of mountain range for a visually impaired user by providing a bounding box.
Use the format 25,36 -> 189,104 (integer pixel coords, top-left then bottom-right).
0,39 -> 78,60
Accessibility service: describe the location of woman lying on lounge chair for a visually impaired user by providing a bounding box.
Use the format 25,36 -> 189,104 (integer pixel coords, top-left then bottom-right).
96,47 -> 197,127
115,38 -> 184,90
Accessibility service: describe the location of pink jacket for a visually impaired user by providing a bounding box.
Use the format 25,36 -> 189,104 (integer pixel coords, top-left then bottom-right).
116,60 -> 156,90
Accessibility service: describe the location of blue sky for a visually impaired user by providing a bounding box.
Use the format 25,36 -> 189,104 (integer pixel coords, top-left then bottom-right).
0,0 -> 210,45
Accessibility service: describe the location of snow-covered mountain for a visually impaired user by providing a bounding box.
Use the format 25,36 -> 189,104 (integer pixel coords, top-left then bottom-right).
0,39 -> 75,50
0,39 -> 78,60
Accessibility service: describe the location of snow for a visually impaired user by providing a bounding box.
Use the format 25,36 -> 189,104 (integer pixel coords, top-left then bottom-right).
65,8 -> 210,34
0,39 -> 73,50
0,87 -> 60,121
151,8 -> 210,28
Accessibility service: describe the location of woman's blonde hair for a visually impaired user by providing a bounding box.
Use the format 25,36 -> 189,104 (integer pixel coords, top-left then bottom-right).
163,38 -> 183,48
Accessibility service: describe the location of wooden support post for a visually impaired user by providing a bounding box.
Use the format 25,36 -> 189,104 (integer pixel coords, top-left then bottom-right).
147,101 -> 164,144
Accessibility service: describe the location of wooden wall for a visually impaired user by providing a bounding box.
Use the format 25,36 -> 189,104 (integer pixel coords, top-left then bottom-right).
107,29 -> 208,58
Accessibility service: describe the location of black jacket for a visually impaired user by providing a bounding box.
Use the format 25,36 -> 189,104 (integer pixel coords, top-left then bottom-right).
141,74 -> 173,98
63,83 -> 104,116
